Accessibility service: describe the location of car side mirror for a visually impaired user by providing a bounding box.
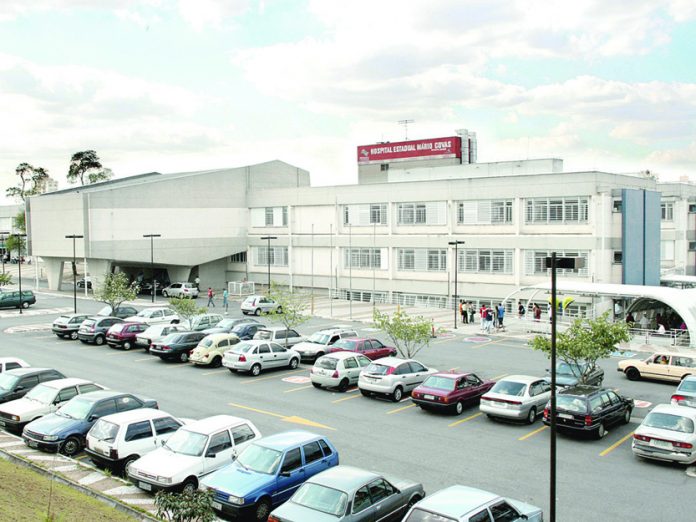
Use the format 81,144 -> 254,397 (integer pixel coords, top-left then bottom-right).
15,386 -> 25,392
645,360 -> 651,365
88,415 -> 98,422
206,451 -> 217,458
160,439 -> 166,446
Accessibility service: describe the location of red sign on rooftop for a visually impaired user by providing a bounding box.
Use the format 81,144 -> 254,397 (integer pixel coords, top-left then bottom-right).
357,136 -> 462,164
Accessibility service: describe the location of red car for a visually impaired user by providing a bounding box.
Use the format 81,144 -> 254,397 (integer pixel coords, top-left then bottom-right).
411,372 -> 495,415
326,338 -> 397,360
106,322 -> 149,350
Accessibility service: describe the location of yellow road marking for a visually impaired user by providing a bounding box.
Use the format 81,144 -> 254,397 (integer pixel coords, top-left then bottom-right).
332,394 -> 362,404
135,357 -> 155,362
227,402 -> 336,431
448,412 -> 482,427
600,431 -> 634,457
228,402 -> 284,418
240,368 -> 307,384
491,373 -> 508,381
284,385 -> 313,393
387,403 -> 416,415
518,425 -> 548,441
202,369 -> 229,376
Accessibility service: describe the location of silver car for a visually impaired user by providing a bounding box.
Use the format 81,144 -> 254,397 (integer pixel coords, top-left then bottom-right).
269,465 -> 425,522
253,327 -> 306,347
358,357 -> 437,402
480,375 -> 552,424
223,340 -> 300,376
632,404 -> 696,464
135,324 -> 188,350
310,352 -> 371,392
241,295 -> 282,315
672,375 -> 696,408
293,328 -> 358,363
162,282 -> 199,299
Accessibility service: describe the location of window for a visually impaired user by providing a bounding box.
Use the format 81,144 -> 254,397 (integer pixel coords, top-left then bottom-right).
255,246 -> 288,267
116,396 -> 141,412
353,486 -> 372,513
281,447 -> 302,473
270,344 -> 287,353
303,441 -> 323,464
409,362 -> 427,373
612,199 -> 622,213
257,345 -> 270,354
397,249 -> 447,272
380,163 -> 389,172
5,362 -> 21,371
343,203 -> 388,226
153,417 -> 182,435
613,251 -> 623,264
661,240 -> 675,261
78,383 -> 102,394
344,248 -> 383,269
208,431 -> 232,455
231,424 -> 256,445
92,399 -> 117,418
19,376 -> 39,388
344,357 -> 358,369
394,364 -> 411,375
397,202 -> 446,225
125,421 -> 153,442
459,249 -> 513,274
661,202 -> 674,221
57,387 -> 78,402
317,439 -> 333,457
689,204 -> 696,213
368,479 -> 394,503
689,242 -> 696,251
524,250 -> 589,276
230,252 -> 247,263
471,510 -> 493,522
526,197 -> 589,224
357,356 -> 371,367
489,501 -> 520,522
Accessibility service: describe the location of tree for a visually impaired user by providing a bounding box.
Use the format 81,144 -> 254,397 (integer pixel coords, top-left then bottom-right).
93,272 -> 138,315
529,312 -> 631,384
0,273 -> 11,286
4,234 -> 25,259
67,150 -> 112,185
372,308 -> 433,358
168,297 -> 207,329
266,281 -> 310,346
154,489 -> 215,522
5,163 -> 49,201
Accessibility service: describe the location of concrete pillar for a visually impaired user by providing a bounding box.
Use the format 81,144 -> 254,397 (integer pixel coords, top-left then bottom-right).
166,265 -> 192,283
86,258 -> 112,290
198,257 -> 228,292
43,257 -> 65,290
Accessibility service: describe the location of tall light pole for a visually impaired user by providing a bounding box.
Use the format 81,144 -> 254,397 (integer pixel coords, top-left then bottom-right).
372,222 -> 376,312
143,234 -> 161,304
448,240 -> 465,329
311,224 -> 314,314
329,224 -> 333,318
65,234 -> 84,314
348,224 -> 352,320
14,233 -> 27,314
0,231 -> 8,275
260,236 -> 277,292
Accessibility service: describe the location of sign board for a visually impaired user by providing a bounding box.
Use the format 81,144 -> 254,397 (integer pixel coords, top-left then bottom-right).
282,376 -> 311,384
357,136 -> 462,164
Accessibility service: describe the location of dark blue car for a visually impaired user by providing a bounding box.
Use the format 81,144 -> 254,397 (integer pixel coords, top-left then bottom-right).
201,430 -> 339,520
22,390 -> 158,456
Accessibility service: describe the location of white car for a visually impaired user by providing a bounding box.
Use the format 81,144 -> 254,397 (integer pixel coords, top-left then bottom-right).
632,404 -> 696,464
136,324 -> 188,350
253,327 -> 306,347
85,408 -> 188,471
292,328 -> 358,363
0,357 -> 29,373
358,357 -> 438,402
162,282 -> 199,299
241,295 -> 282,315
480,375 -> 553,424
125,307 -> 180,326
0,378 -> 105,434
310,352 -> 371,391
128,415 -> 261,494
223,340 -> 301,376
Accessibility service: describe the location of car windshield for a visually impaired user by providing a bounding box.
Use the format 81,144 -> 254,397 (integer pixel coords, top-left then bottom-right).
137,309 -> 154,318
291,483 -> 348,516
199,338 -> 214,348
557,362 -> 584,375
556,396 -> 587,414
90,419 -> 119,442
404,508 -> 457,522
307,333 -> 331,345
236,444 -> 282,474
332,339 -> 357,350
164,429 -> 208,456
490,380 -> 527,396
233,342 -> 254,354
0,373 -> 19,391
161,334 -> 184,344
231,325 -> 247,334
643,412 -> 695,434
365,363 -> 391,375
58,397 -> 93,420
82,320 -> 95,328
57,315 -> 71,322
678,380 -> 696,393
217,319 -> 235,328
315,357 -> 338,370
422,376 -> 456,391
24,384 -> 58,404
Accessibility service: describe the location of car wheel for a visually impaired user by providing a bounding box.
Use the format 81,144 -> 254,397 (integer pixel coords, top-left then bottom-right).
623,408 -> 632,425
407,496 -> 422,510
392,386 -> 404,402
254,308 -> 261,316
70,331 -> 78,340
61,436 -> 81,457
123,341 -> 132,351
454,401 -> 464,415
625,367 -> 641,381
95,335 -> 105,346
596,423 -> 607,439
251,363 -> 262,376
179,352 -> 189,363
315,352 -> 325,360
254,498 -> 271,521
288,358 -> 299,370
527,407 -> 537,424
181,477 -> 198,495
338,378 -> 349,392
122,455 -> 139,476
312,382 -> 322,389
212,355 -> 222,368
21,301 -> 29,309
360,389 -> 371,397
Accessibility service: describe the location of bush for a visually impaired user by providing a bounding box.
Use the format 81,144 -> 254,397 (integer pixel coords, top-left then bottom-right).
154,489 -> 215,522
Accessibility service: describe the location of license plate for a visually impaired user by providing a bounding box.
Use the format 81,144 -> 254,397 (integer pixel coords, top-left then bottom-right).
27,440 -> 38,448
424,394 -> 435,400
558,413 -> 573,419
139,481 -> 152,491
211,501 -> 222,510
650,439 -> 674,450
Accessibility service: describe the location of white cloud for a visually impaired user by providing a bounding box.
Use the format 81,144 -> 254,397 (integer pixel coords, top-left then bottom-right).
177,0 -> 250,31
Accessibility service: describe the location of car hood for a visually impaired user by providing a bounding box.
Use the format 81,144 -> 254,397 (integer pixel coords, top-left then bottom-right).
26,413 -> 85,436
131,447 -> 202,478
507,499 -> 544,519
202,463 -> 270,496
0,398 -> 46,417
292,341 -> 325,353
269,501 -> 340,522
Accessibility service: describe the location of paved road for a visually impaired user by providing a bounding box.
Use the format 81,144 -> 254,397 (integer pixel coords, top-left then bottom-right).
0,291 -> 692,521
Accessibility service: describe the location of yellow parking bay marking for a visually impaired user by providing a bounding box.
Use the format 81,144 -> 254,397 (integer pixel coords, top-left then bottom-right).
240,368 -> 307,385
332,394 -> 362,404
600,432 -> 634,457
228,402 -> 336,431
519,425 -> 548,441
448,412 -> 482,428
202,369 -> 229,376
284,385 -> 313,393
387,403 -> 416,415
135,357 -> 155,362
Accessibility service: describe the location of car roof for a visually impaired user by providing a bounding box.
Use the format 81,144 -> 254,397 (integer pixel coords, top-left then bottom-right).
70,390 -> 130,403
647,351 -> 695,357
202,333 -> 239,341
682,375 -> 696,383
370,357 -> 411,367
559,385 -> 602,396
39,378 -> 96,389
306,465 -> 379,492
256,431 -> 322,450
259,326 -> 293,332
183,415 -> 250,435
0,357 -> 27,364
321,351 -> 367,360
316,328 -> 355,334
99,407 -> 172,425
139,307 -> 172,312
116,322 -> 142,327
4,367 -> 55,376
495,374 -> 543,384
429,371 -> 470,379
413,485 -> 499,518
650,404 -> 696,418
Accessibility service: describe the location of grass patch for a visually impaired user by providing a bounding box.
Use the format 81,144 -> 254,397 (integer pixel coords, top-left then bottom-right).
0,458 -> 138,521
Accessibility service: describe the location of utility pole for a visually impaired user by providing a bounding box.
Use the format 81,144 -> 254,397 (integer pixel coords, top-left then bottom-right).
65,234 -> 84,313
448,240 -> 465,329
397,119 -> 415,140
143,234 -> 161,304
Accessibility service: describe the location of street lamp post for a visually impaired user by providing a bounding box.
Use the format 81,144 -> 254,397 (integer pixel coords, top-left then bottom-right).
14,233 -> 27,314
448,240 -> 465,329
0,231 -> 8,275
260,236 -> 277,291
65,234 -> 84,314
143,234 -> 161,304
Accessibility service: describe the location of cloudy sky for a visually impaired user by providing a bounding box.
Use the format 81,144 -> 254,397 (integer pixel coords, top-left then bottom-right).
1,0 -> 696,202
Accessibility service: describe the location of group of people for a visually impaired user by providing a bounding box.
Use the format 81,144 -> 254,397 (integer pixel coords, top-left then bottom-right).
625,310 -> 686,334
205,286 -> 230,312
458,301 -> 507,333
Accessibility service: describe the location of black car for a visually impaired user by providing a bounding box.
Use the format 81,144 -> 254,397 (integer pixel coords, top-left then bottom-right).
150,331 -> 208,362
545,362 -> 604,387
137,279 -> 168,296
52,313 -> 91,340
76,278 -> 92,289
543,385 -> 633,438
203,318 -> 263,337
0,290 -> 37,310
96,305 -> 139,319
77,316 -> 124,345
0,368 -> 66,404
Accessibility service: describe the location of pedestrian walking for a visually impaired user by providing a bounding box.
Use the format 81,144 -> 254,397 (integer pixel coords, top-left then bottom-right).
467,302 -> 474,324
533,303 -> 541,322
518,301 -> 525,320
479,304 -> 487,331
222,288 -> 229,313
484,307 -> 494,334
194,276 -> 200,291
459,300 -> 467,324
497,303 -> 505,329
207,287 -> 215,307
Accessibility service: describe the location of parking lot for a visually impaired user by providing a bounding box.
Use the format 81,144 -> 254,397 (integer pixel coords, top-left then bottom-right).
1,290 -> 694,521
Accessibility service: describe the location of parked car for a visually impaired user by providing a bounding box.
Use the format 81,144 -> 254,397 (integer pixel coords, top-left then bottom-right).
106,322 -> 149,350
128,415 -> 261,494
162,282 -> 199,299
137,279 -> 167,296
135,324 -> 188,351
253,326 -> 306,347
269,465 -> 425,522
241,295 -> 282,315
403,485 -> 543,522
411,372 -> 495,415
52,313 -> 92,340
77,316 -> 124,345
125,307 -> 179,326
150,331 -> 208,363
0,378 -> 105,434
227,322 -> 265,340
202,317 -> 261,336
22,390 -> 158,456
0,368 -> 65,404
97,305 -> 139,319
327,338 -> 397,361
479,375 -> 553,424
201,431 -> 339,520
542,385 -> 633,438
76,277 -> 92,289
671,375 -> 696,408
545,361 -> 604,387
0,357 -> 29,373
186,313 -> 224,331
293,328 -> 359,363
223,340 -> 301,376
86,408 -> 187,472
0,290 -> 36,309
618,351 -> 696,382
189,333 -> 241,367
632,404 -> 696,464
310,352 -> 372,391
358,357 -> 437,402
